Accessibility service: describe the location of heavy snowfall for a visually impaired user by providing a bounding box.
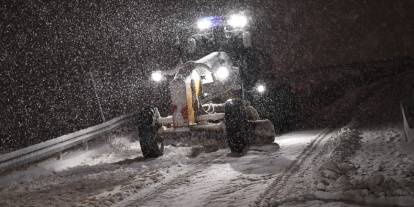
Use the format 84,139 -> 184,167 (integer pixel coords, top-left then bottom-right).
1,1 -> 414,207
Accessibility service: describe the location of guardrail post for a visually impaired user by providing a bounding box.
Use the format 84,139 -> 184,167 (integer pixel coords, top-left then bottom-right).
401,101 -> 413,143
57,152 -> 63,160
83,140 -> 89,151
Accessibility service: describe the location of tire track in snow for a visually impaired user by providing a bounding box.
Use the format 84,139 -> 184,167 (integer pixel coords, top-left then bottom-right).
134,145 -> 283,207
112,152 -> 229,207
204,173 -> 271,207
202,146 -> 282,207
255,129 -> 333,207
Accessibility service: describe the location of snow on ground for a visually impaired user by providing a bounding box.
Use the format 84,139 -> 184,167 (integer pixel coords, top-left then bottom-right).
275,130 -> 322,160
350,127 -> 414,197
0,130 -> 325,207
276,125 -> 414,207
0,134 -> 141,187
1,126 -> 413,207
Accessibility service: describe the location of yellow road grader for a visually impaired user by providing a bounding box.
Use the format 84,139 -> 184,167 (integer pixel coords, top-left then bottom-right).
137,13 -> 277,158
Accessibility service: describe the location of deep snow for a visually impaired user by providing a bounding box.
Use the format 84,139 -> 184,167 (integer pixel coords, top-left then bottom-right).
0,130 -> 319,206
275,126 -> 414,207
0,127 -> 413,207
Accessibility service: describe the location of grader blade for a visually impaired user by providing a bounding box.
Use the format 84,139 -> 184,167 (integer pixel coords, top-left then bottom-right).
157,119 -> 276,149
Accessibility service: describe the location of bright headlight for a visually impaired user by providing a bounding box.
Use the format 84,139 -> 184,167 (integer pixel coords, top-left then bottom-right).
215,66 -> 229,81
151,71 -> 163,82
256,84 -> 266,93
228,14 -> 248,28
197,18 -> 212,31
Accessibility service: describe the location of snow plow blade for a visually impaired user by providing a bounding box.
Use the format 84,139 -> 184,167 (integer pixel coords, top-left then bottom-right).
157,119 -> 276,148
249,119 -> 276,145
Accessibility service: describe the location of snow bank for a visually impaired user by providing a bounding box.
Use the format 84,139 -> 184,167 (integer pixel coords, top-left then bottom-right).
311,126 -> 414,206
270,125 -> 414,207
0,134 -> 141,187
314,126 -> 362,191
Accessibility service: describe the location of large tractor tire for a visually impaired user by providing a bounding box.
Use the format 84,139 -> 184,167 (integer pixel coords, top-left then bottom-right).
225,99 -> 250,154
137,106 -> 164,158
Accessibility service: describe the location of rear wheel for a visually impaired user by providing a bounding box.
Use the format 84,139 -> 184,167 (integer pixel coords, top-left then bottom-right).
137,106 -> 164,158
225,99 -> 249,154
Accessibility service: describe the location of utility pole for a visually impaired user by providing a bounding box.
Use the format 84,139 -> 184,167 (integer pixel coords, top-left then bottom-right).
89,70 -> 106,122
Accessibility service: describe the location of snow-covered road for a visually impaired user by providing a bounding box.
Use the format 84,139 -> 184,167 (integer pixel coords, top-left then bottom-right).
0,130 -> 337,207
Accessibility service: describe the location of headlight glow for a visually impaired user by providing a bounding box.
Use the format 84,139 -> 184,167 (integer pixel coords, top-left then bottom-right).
228,14 -> 248,28
256,84 -> 266,93
215,66 -> 229,81
197,18 -> 213,31
151,71 -> 163,82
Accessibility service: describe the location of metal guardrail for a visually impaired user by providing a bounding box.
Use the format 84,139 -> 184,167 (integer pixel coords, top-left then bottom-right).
401,102 -> 413,142
0,114 -> 136,173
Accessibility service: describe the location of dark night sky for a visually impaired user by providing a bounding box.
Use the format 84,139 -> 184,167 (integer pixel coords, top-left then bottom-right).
1,0 -> 413,151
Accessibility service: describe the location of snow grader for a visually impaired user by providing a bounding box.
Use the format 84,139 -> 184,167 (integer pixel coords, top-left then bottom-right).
137,13 -> 277,158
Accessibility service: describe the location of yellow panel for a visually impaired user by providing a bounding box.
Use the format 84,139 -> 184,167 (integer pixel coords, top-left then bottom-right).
195,79 -> 201,97
185,80 -> 195,125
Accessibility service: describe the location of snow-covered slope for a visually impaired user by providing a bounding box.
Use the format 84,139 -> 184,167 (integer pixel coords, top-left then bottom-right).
275,125 -> 414,207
